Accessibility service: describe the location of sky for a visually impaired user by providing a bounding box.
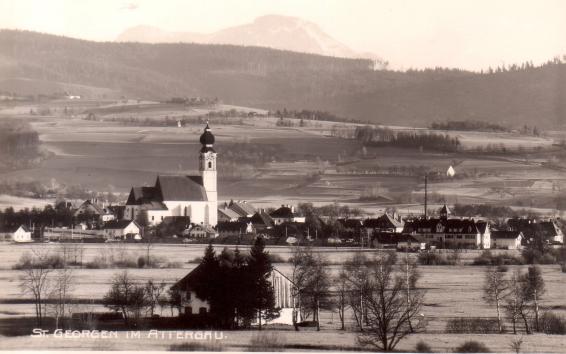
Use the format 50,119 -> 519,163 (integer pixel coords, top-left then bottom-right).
0,0 -> 565,71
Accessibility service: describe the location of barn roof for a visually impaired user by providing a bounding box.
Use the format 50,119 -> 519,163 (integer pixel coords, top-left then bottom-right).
270,206 -> 296,218
171,263 -> 206,291
218,207 -> 241,220
229,201 -> 256,217
104,220 -> 139,230
251,211 -> 274,227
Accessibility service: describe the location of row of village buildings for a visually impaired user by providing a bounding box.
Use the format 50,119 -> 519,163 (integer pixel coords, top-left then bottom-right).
1,199 -> 563,250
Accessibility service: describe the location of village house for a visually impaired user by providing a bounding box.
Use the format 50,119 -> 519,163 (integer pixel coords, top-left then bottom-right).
74,199 -> 116,223
363,213 -> 404,235
188,224 -> 217,239
372,233 -> 424,251
124,124 -> 218,227
403,218 -> 491,249
249,211 -> 274,231
0,225 -> 33,243
216,221 -> 253,238
170,263 -> 211,317
171,264 -> 299,325
402,205 -> 490,249
492,230 -> 523,249
507,218 -> 563,245
270,205 -> 305,225
103,220 -> 141,241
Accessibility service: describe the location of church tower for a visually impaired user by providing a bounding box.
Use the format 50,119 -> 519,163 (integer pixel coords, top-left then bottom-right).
199,123 -> 217,203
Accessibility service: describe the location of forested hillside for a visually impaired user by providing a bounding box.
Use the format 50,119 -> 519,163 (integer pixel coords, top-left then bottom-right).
1,30 -> 565,128
0,119 -> 41,170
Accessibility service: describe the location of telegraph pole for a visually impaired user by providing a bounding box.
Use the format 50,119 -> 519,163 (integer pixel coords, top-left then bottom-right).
424,174 -> 428,219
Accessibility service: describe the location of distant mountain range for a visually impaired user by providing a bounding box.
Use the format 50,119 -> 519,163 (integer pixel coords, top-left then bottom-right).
1,29 -> 565,128
116,15 -> 385,66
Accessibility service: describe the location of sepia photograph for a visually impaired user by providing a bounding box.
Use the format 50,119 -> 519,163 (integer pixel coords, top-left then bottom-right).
0,0 -> 565,352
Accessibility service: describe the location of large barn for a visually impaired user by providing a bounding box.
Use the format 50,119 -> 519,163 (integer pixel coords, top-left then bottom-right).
124,124 -> 218,227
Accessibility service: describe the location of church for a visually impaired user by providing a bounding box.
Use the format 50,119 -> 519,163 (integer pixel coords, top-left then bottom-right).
123,124 -> 218,227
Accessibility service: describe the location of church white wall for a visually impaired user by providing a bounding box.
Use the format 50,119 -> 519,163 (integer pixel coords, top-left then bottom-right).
162,201 -> 218,226
146,210 -> 171,225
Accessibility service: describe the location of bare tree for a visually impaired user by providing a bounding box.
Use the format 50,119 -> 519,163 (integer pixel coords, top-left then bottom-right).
102,271 -> 147,326
290,245 -> 310,330
520,265 -> 545,332
483,266 -> 509,333
357,254 -> 426,352
400,252 -> 420,333
504,271 -> 531,334
335,269 -> 350,330
343,254 -> 372,331
48,267 -> 74,329
19,249 -> 53,326
144,279 -> 166,317
291,246 -> 331,331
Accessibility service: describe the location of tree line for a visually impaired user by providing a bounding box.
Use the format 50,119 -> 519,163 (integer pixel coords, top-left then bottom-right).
430,120 -> 509,132
348,126 -> 461,153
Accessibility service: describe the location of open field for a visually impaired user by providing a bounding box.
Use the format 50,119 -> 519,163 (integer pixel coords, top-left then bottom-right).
1,99 -> 566,213
0,244 -> 564,335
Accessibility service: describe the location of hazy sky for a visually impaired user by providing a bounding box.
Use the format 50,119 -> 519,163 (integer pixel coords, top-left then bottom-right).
1,0 -> 565,70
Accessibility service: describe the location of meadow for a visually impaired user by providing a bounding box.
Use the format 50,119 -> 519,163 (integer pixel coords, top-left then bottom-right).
0,243 -> 565,334
0,99 -> 565,214
0,242 -> 565,351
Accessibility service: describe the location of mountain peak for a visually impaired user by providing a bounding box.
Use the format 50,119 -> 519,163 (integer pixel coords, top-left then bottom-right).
115,15 -> 384,64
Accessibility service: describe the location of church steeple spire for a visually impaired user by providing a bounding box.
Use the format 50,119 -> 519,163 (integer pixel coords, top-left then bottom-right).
199,123 -> 217,209
199,122 -> 215,153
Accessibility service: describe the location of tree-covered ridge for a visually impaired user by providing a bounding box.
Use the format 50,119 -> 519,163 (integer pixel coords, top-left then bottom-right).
2,30 -> 566,127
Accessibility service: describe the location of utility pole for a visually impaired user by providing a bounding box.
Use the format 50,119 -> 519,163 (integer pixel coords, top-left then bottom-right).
424,174 -> 428,219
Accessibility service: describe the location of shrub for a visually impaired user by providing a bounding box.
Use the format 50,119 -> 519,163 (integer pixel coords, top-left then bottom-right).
12,252 -> 33,269
522,248 -> 556,264
539,311 -> 566,334
417,252 -> 456,265
169,342 -> 224,351
472,250 -> 522,266
13,253 -> 66,269
248,332 -> 286,351
446,317 -> 501,334
113,258 -> 137,268
137,256 -> 146,268
416,340 -> 433,353
85,256 -> 108,269
417,252 -> 442,265
455,341 -> 491,353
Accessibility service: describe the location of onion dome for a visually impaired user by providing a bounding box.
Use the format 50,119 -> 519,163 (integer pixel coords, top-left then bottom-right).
199,123 -> 216,153
199,123 -> 215,146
